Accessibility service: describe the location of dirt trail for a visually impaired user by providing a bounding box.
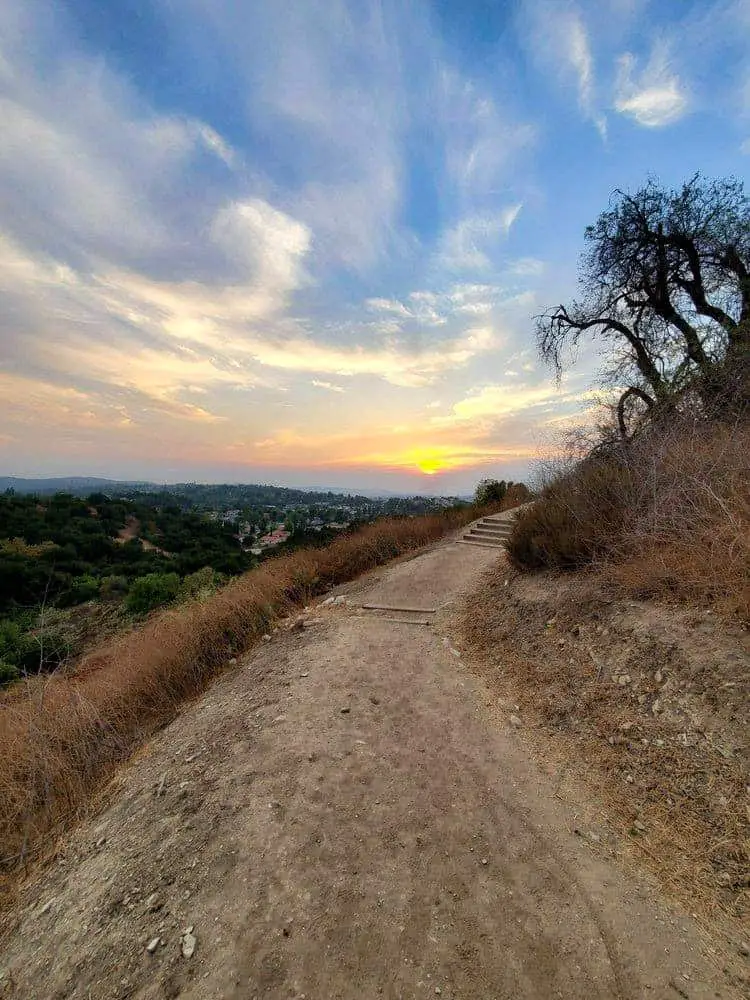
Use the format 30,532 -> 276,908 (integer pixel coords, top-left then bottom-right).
0,531 -> 739,999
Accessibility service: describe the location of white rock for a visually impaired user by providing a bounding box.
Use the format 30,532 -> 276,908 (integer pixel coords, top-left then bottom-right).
146,937 -> 160,954
181,929 -> 197,958
509,714 -> 522,728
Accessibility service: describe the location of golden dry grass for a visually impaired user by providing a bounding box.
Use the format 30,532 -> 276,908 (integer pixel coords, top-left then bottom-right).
0,508 -> 479,897
508,419 -> 750,620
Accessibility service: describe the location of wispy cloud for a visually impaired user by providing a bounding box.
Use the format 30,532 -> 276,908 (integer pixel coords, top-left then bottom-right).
614,44 -> 689,127
437,205 -> 523,272
519,1 -> 606,138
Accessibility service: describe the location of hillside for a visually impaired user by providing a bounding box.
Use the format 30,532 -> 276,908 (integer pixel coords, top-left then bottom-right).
1,518 -> 746,999
0,487 -> 469,685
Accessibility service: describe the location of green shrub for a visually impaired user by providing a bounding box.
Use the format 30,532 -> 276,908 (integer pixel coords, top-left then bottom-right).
0,619 -> 39,679
69,574 -> 100,604
99,575 -> 129,600
125,572 -> 181,615
0,659 -> 20,685
179,566 -> 223,600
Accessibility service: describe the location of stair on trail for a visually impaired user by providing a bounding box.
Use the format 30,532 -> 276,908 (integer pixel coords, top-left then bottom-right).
459,514 -> 514,549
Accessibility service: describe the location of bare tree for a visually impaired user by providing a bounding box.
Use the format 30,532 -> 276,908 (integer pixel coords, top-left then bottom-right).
537,175 -> 750,435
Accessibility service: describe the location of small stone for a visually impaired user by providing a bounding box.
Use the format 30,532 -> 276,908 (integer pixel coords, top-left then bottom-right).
617,674 -> 631,686
633,819 -> 646,832
651,698 -> 662,715
228,657 -> 237,665
146,937 -> 160,954
481,858 -> 488,865
509,714 -> 522,728
435,989 -> 442,996
625,774 -> 634,784
340,706 -> 351,714
145,893 -> 162,912
181,929 -> 197,959
262,634 -> 272,642
738,942 -> 749,957
300,671 -> 309,678
333,596 -> 346,605
95,837 -> 107,848
38,900 -> 53,916
654,670 -> 663,684
637,694 -> 647,705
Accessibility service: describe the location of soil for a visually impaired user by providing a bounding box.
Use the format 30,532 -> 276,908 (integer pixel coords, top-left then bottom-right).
0,528 -> 747,999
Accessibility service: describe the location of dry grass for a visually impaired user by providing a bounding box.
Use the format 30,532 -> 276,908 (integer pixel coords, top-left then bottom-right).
0,508 -> 478,898
508,418 -> 750,620
455,568 -> 750,934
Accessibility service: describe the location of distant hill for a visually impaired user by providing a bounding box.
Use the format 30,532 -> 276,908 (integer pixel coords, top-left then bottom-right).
0,477 -> 467,501
0,476 -> 157,495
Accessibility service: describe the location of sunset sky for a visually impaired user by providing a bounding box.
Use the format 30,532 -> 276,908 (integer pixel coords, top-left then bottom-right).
1,1 -> 747,493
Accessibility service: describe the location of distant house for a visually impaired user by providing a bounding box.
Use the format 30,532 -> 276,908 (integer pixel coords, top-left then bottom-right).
257,528 -> 291,548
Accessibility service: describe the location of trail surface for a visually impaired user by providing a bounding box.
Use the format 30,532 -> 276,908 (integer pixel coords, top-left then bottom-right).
0,525 -> 736,999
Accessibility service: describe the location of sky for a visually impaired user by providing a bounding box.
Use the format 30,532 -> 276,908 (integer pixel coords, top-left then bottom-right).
0,0 -> 748,494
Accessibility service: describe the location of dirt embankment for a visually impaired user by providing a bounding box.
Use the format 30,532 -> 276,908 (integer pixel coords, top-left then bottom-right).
454,564 -> 750,942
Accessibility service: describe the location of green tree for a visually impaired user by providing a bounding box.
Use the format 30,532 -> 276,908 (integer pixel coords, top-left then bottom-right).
474,479 -> 507,505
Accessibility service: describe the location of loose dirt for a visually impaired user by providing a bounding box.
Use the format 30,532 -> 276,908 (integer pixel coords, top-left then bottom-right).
0,529 -> 745,998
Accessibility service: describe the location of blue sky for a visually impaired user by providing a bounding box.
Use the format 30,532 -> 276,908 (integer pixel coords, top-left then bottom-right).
0,0 -> 748,492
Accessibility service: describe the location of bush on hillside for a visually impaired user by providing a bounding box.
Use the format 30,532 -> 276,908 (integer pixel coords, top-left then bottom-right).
125,572 -> 181,615
506,458 -> 631,569
508,417 -> 750,618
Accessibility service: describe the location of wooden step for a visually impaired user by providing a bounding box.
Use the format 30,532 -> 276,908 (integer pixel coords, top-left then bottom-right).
469,528 -> 511,539
458,537 -> 506,549
461,533 -> 506,546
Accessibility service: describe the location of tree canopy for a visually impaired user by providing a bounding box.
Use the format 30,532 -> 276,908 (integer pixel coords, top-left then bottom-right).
537,175 -> 749,435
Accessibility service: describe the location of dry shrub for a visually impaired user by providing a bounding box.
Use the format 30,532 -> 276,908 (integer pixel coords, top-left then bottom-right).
508,417 -> 750,618
507,459 -> 631,569
0,508 -> 475,889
